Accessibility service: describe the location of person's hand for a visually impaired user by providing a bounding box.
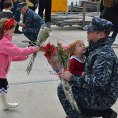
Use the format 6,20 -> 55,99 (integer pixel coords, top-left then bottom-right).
38,46 -> 46,52
60,70 -> 72,81
34,46 -> 40,52
36,46 -> 46,52
38,45 -> 46,52
81,72 -> 85,76
58,68 -> 64,76
17,22 -> 26,28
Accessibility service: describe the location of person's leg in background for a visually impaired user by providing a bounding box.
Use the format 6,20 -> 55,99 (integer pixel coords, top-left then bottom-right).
38,0 -> 45,19
0,0 -> 4,12
12,1 -> 22,34
45,0 -> 52,28
112,24 -> 118,41
14,9 -> 22,34
22,27 -> 39,44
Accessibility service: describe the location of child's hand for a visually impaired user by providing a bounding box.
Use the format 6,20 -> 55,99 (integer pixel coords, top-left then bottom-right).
36,46 -> 46,52
39,45 -> 46,52
35,46 -> 41,52
81,72 -> 85,76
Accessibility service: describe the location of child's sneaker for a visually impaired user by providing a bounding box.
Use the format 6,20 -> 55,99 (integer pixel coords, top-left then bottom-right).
3,103 -> 18,110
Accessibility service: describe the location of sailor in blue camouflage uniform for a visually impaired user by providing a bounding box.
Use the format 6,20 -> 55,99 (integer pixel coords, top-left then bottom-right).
58,17 -> 118,118
18,2 -> 45,43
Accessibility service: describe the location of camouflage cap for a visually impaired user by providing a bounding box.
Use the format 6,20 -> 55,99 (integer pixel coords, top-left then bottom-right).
83,17 -> 113,32
17,2 -> 27,10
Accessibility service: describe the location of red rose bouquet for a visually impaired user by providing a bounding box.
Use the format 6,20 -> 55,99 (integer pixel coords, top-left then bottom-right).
43,42 -> 80,113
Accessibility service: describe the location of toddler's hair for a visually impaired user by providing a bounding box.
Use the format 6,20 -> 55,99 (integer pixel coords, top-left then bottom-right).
69,40 -> 83,55
0,18 -> 15,39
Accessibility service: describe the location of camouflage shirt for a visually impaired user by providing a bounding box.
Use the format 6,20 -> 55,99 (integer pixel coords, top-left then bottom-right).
70,37 -> 118,110
23,9 -> 45,29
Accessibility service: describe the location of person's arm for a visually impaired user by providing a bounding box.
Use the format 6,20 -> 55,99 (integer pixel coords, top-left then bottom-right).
2,40 -> 39,56
65,55 -> 114,89
17,22 -> 26,28
12,56 -> 28,61
25,10 -> 45,28
23,11 -> 34,28
70,56 -> 113,88
38,16 -> 45,28
69,59 -> 83,76
69,59 -> 75,72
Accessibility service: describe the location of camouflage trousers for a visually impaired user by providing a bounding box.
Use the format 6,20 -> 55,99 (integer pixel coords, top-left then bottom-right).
23,28 -> 40,42
57,83 -> 84,118
57,82 -> 116,118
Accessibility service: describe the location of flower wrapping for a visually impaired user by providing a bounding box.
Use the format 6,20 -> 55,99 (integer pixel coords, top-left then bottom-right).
43,42 -> 81,113
26,27 -> 50,75
41,42 -> 61,72
36,28 -> 50,46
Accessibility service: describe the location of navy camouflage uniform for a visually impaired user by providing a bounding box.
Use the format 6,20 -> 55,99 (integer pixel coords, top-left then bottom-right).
18,2 -> 45,42
57,17 -> 118,118
22,9 -> 45,42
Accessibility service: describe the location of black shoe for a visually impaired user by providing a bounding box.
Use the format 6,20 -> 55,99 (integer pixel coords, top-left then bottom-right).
102,108 -> 117,118
82,108 -> 102,117
14,30 -> 22,34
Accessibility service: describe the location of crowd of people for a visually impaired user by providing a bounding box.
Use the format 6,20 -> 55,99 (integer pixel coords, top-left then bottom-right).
0,0 -> 52,43
0,0 -> 118,118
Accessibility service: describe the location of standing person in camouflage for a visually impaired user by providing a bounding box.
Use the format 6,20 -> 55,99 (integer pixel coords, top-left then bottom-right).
17,2 -> 45,44
58,17 -> 118,118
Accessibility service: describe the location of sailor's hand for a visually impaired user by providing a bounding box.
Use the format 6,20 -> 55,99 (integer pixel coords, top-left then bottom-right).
60,70 -> 72,81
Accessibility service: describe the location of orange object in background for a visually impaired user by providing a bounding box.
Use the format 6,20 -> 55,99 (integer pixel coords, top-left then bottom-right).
52,0 -> 68,13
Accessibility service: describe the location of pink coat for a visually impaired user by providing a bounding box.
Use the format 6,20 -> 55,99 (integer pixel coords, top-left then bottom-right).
0,34 -> 38,79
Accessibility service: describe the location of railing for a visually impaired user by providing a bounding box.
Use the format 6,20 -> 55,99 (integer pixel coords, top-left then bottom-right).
80,1 -> 100,27
51,1 -> 100,28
